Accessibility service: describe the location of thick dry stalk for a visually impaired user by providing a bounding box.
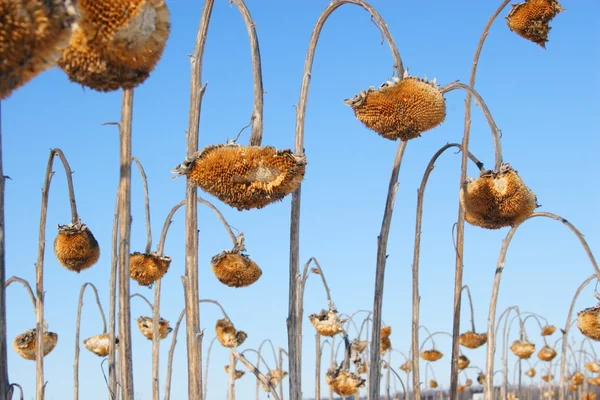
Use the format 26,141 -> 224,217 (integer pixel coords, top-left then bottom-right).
485,212 -> 600,399
233,350 -> 281,400
228,350 -> 236,400
559,274 -> 596,400
164,308 -> 186,400
290,2 -> 403,398
0,102 -> 7,400
74,283 -> 107,400
117,88 -> 134,399
184,1 -> 214,397
453,2 -> 511,397
132,157 -> 152,254
410,143 -> 483,400
108,189 -> 119,397
5,277 -> 36,312
228,0 -> 264,146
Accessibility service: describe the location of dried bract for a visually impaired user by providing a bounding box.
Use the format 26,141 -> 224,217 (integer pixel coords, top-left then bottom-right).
0,0 -> 76,99
420,349 -> 443,362
537,345 -> 557,361
460,164 -> 538,229
172,144 -> 306,211
458,355 -> 470,370
344,73 -> 446,141
510,340 -> 536,359
577,305 -> 600,341
309,309 -> 346,337
459,331 -> 487,349
351,339 -> 368,354
13,328 -> 58,360
541,325 -> 556,336
136,316 -> 172,340
326,368 -> 365,396
506,0 -> 564,48
54,221 -> 100,272
262,369 -> 288,390
224,365 -> 245,380
129,252 -> 171,286
465,379 -> 473,387
215,318 -> 247,348
211,250 -> 262,288
83,333 -> 118,357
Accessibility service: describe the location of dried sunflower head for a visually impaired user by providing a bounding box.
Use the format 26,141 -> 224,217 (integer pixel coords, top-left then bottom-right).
0,0 -> 77,99
541,325 -> 556,336
459,331 -> 487,349
571,371 -> 584,386
541,374 -> 554,382
460,163 -> 538,229
429,380 -> 438,389
344,71 -> 446,141
136,316 -> 172,340
380,326 -> 392,354
585,362 -> 600,373
506,0 -> 564,48
224,365 -> 245,380
309,309 -> 346,337
83,333 -> 118,357
215,318 -> 247,348
54,221 -> 100,272
211,250 -> 262,288
507,393 -> 519,400
537,345 -> 557,361
129,252 -> 171,287
543,390 -> 556,398
465,379 -> 473,387
58,0 -> 170,91
172,144 -> 306,211
458,385 -> 467,394
420,349 -> 443,362
326,368 -> 365,396
477,373 -> 486,384
263,369 -> 288,389
351,339 -> 368,354
458,355 -> 470,370
399,360 -> 412,373
584,393 -> 597,400
590,377 -> 600,386
13,328 -> 58,360
510,340 -> 536,359
577,305 -> 600,341
525,368 -> 536,377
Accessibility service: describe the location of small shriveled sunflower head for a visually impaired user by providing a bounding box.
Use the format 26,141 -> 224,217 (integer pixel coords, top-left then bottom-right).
309,309 -> 346,337
577,305 -> 600,341
458,355 -> 470,370
326,368 -> 365,396
172,144 -> 306,211
215,318 -> 247,348
510,340 -> 536,359
380,326 -> 392,354
129,252 -> 171,287
584,393 -> 597,400
541,374 -> 554,382
537,345 -> 557,361
13,328 -> 58,360
351,339 -> 368,354
460,163 -> 538,229
571,371 -> 584,386
506,0 -> 564,48
459,331 -> 488,349
344,72 -> 446,141
83,333 -> 118,357
458,385 -> 467,394
211,250 -> 262,288
477,373 -> 486,384
507,393 -> 519,400
465,379 -> 473,387
585,362 -> 600,373
429,380 -> 438,389
136,316 -> 172,340
541,325 -> 556,336
58,0 -> 170,91
399,360 -> 412,373
543,390 -> 556,398
263,369 -> 288,389
590,377 -> 600,386
224,365 -> 245,380
0,0 -> 77,99
54,221 -> 100,272
420,349 -> 443,362
525,368 -> 536,378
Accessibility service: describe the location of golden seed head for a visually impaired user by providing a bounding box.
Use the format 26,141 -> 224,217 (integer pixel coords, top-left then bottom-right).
344,73 -> 446,141
399,360 -> 412,373
129,252 -> 171,287
0,0 -> 76,99
136,316 -> 172,340
590,377 -> 600,386
571,371 -> 584,386
510,340 -> 536,359
83,333 -> 118,357
420,349 -> 443,362
54,221 -> 100,272
585,362 -> 600,373
477,373 -> 486,384
308,309 -> 346,337
325,369 -> 365,396
13,328 -> 58,360
541,325 -> 556,336
541,374 -> 554,382
215,318 -> 247,348
525,368 -> 536,377
577,305 -> 600,341
507,0 -> 564,48
211,250 -> 262,288
460,163 -> 538,229
172,144 -> 306,211
459,331 -> 488,349
537,345 -> 557,361
429,380 -> 438,389
58,0 -> 170,91
224,365 -> 245,380
458,355 -> 470,370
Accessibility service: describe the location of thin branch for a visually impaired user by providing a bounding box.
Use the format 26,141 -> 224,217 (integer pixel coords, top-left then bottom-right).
381,359 -> 407,400
108,185 -> 120,397
232,350 -> 281,400
130,293 -> 154,312
132,156 -> 152,254
302,257 -> 335,309
8,383 -> 23,400
164,308 -> 186,400
419,332 -> 453,353
5,277 -> 36,312
199,299 -> 231,321
203,337 -> 218,400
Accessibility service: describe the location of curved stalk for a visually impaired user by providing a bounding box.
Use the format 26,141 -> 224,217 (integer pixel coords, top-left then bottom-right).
164,308 -> 186,400
486,213 -> 600,400
410,143 -> 483,399
279,348 -> 287,400
74,283 -> 107,400
453,1 -> 511,397
289,2 -> 403,398
198,299 -> 231,321
419,332 -> 452,353
462,286 -> 477,333
256,339 -> 278,400
5,277 -> 36,312
131,157 -> 152,254
503,309 -> 527,399
233,350 -> 281,400
559,274 -> 596,400
8,383 -> 23,400
202,337 -> 217,400
380,359 -> 407,400
130,293 -> 154,311
301,257 -> 335,310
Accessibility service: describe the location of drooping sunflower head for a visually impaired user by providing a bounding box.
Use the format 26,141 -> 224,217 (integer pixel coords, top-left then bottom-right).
54,221 -> 100,272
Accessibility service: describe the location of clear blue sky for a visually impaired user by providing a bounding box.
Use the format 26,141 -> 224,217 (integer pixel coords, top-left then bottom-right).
2,0 -> 599,399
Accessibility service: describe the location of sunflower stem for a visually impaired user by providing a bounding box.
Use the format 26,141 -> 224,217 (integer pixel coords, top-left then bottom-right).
256,339 -> 279,400
227,350 -> 236,400
0,102 -> 8,400
233,350 -> 281,400
164,307 -> 186,400
132,157 -> 152,254
203,337 -> 217,400
107,186 -> 119,399
5,277 -> 36,312
301,257 -> 335,310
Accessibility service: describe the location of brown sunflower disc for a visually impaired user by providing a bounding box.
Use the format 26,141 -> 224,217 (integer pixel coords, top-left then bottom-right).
129,252 -> 171,286
211,250 -> 262,288
326,369 -> 365,396
506,0 -> 564,48
54,222 -> 100,272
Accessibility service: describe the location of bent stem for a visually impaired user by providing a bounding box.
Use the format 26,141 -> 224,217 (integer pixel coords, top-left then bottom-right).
485,212 -> 600,400
233,350 -> 281,400
462,286 -> 477,333
5,277 -> 36,312
132,157 -> 152,254
74,283 -> 107,400
289,2 -> 403,398
301,257 -> 335,310
256,339 -> 278,400
410,143 -> 483,399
